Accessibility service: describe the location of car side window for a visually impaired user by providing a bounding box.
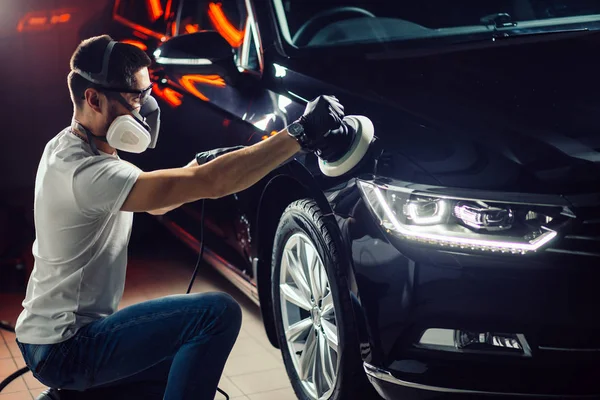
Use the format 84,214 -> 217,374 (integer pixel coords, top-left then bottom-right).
177,0 -> 246,47
241,20 -> 260,72
113,0 -> 173,36
236,0 -> 263,74
177,0 -> 207,35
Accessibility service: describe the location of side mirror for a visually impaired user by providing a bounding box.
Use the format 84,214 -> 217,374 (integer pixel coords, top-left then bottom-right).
154,31 -> 238,83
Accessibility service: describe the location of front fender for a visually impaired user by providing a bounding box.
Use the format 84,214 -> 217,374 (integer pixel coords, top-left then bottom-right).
254,159 -> 369,352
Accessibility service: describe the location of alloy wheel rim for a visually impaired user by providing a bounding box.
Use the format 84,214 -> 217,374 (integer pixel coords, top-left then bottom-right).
280,233 -> 339,400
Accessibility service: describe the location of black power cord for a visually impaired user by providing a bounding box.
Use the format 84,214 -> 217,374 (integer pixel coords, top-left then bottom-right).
1,199 -> 229,400
0,321 -> 29,393
0,365 -> 29,393
186,199 -> 206,295
184,199 -> 229,400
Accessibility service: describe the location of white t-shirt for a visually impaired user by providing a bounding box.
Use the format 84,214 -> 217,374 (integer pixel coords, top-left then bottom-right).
15,128 -> 142,345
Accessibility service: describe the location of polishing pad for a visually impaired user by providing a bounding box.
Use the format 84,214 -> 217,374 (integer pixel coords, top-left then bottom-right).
318,115 -> 374,177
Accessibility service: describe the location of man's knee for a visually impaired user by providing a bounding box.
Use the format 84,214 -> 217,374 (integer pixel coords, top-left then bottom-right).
217,292 -> 242,332
197,292 -> 242,333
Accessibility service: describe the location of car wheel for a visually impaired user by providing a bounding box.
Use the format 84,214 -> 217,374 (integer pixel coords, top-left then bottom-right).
272,199 -> 376,400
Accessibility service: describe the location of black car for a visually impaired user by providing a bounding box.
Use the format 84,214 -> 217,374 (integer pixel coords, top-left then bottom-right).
106,1 -> 600,399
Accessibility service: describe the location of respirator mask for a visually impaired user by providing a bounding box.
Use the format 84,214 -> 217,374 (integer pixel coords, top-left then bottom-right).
71,40 -> 161,154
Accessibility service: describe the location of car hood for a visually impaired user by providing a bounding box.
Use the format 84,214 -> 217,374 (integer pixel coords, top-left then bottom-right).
299,32 -> 600,196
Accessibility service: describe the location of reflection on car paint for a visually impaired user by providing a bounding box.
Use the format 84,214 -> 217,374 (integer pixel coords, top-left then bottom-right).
208,2 -> 244,47
253,114 -> 276,131
113,14 -> 165,40
273,64 -> 287,78
147,0 -> 164,22
278,95 -> 293,111
179,74 -> 226,102
121,39 -> 148,51
133,30 -> 151,40
184,24 -> 199,34
152,83 -> 183,107
112,0 -> 167,40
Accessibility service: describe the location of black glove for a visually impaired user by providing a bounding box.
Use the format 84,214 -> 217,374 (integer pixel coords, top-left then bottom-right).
292,95 -> 345,152
195,146 -> 245,165
316,118 -> 355,161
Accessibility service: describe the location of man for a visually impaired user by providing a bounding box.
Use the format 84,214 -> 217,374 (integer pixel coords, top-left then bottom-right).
13,35 -> 345,400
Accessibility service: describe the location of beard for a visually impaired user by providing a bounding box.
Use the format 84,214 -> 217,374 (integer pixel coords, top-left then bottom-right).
99,101 -> 122,137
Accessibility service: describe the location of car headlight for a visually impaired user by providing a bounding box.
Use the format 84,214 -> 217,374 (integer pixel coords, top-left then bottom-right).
357,180 -> 564,254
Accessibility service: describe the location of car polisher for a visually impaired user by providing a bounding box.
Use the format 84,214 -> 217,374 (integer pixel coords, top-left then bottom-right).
318,115 -> 375,177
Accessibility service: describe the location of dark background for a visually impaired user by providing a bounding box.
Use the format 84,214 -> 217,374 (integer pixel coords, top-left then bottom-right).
0,0 -> 112,196
0,0 -> 114,285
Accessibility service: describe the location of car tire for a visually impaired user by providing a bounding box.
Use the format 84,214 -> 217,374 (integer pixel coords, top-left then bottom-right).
272,199 -> 377,400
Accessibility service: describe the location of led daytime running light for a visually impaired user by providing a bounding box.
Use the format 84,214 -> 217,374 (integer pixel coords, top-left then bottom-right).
406,199 -> 448,225
369,185 -> 557,252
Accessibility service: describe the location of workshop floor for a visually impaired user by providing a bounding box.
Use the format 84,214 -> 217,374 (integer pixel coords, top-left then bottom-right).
0,218 -> 296,400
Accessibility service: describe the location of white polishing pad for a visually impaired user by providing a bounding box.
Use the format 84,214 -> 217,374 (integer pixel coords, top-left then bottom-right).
319,115 -> 375,177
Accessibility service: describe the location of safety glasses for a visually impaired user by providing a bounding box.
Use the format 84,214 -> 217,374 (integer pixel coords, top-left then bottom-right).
100,83 -> 154,106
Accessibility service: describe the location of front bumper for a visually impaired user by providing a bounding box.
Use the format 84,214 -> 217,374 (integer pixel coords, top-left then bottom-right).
339,196 -> 600,399
364,363 -> 600,399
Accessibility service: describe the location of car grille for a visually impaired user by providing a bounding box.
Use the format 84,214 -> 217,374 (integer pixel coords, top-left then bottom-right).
545,206 -> 600,258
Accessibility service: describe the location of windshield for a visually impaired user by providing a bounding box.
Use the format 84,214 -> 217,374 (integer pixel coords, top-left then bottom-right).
273,0 -> 600,48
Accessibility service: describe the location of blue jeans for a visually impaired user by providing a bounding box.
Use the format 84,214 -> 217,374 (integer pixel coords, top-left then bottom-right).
16,292 -> 242,400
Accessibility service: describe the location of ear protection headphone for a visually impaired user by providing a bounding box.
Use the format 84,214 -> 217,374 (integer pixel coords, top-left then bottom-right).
71,40 -> 161,155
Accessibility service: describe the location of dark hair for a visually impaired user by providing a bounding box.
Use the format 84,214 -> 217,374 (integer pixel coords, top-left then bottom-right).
68,35 -> 151,109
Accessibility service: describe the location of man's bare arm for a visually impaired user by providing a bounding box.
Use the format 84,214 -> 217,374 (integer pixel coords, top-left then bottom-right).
146,158 -> 198,215
122,130 -> 301,213
146,203 -> 184,216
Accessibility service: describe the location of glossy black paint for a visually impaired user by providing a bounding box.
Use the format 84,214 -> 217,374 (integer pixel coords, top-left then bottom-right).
157,31 -> 241,83
329,182 -> 600,398
109,1 -> 600,398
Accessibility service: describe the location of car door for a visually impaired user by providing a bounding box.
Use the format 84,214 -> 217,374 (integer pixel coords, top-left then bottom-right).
184,0 -> 311,283
147,0 -> 271,292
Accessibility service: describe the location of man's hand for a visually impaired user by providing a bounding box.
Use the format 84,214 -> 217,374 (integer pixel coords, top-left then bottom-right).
291,95 -> 345,153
